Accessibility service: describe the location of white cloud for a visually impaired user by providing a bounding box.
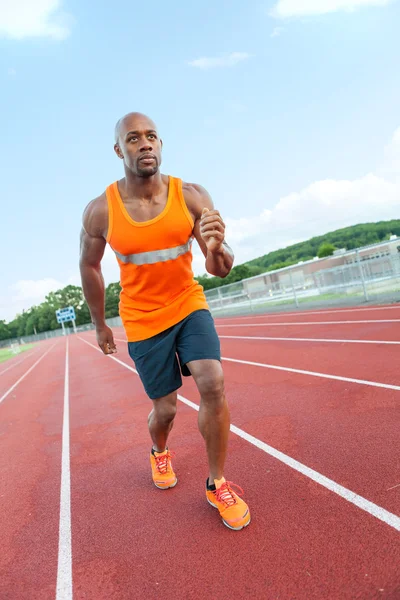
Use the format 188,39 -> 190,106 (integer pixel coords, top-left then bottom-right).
0,0 -> 72,40
11,278 -> 64,298
0,246 -> 122,322
271,26 -> 284,37
101,244 -> 121,285
271,0 -> 395,18
0,278 -> 65,322
205,127 -> 400,268
187,52 -> 252,70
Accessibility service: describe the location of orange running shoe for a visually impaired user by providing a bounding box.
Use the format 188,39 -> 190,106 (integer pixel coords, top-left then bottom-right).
206,478 -> 251,530
150,448 -> 177,490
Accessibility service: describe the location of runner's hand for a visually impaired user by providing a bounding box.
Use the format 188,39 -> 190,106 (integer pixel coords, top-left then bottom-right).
96,325 -> 117,355
200,208 -> 225,253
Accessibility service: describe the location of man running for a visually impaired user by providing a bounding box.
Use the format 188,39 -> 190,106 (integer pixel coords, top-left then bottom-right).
79,112 -> 250,530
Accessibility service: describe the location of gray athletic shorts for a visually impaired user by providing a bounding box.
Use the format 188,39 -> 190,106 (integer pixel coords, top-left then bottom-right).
127,309 -> 221,400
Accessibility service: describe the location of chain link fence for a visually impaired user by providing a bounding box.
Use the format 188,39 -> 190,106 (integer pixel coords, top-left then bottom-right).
205,240 -> 400,317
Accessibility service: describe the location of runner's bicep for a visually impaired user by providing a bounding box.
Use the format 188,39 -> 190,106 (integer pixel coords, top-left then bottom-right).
79,228 -> 106,267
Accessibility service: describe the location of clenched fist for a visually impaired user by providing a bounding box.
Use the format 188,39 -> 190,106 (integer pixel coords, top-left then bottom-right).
200,208 -> 226,253
96,325 -> 117,355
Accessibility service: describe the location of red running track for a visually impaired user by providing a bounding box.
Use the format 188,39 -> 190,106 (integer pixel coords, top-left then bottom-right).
1,305 -> 400,599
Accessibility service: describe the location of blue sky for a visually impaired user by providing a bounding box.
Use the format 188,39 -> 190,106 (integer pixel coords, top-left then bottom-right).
1,0 -> 400,321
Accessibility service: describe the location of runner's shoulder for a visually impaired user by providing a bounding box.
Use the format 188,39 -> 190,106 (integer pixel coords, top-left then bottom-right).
82,192 -> 108,238
181,181 -> 213,218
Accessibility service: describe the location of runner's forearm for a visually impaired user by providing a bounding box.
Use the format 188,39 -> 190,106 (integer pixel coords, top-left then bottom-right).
80,264 -> 106,327
205,243 -> 234,278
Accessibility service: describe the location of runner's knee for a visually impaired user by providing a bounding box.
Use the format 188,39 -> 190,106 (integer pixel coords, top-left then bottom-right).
151,395 -> 177,425
197,370 -> 225,405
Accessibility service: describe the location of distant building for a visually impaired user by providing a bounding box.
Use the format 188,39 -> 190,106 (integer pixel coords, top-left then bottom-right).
241,237 -> 400,297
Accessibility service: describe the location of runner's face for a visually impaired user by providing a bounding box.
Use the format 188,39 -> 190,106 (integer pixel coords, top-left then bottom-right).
117,117 -> 162,177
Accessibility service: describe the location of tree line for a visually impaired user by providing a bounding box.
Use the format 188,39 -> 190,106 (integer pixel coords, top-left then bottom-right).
0,283 -> 122,342
1,219 -> 398,340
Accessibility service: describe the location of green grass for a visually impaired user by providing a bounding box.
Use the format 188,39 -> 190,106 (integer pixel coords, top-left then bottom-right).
248,291 -> 362,310
0,344 -> 33,364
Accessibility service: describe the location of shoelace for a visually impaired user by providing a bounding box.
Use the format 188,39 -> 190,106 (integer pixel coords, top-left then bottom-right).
154,451 -> 174,475
214,481 -> 244,507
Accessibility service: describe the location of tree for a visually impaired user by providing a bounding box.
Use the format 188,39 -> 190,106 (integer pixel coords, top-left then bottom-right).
195,273 -> 219,291
317,242 -> 336,258
223,264 -> 252,285
0,320 -> 10,341
46,285 -> 90,327
105,282 -> 121,318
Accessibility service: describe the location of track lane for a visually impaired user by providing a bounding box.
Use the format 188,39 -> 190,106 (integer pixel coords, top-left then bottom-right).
219,335 -> 400,345
218,336 -> 399,386
109,327 -> 400,391
2,306 -> 398,598
98,319 -> 400,344
216,321 -> 400,343
0,339 -> 56,399
0,346 -> 38,376
102,331 -> 400,515
215,304 -> 400,324
69,334 -> 400,600
0,341 -> 66,600
185,358 -> 400,515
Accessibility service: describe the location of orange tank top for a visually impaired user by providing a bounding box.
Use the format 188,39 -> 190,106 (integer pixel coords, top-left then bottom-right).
105,176 -> 209,342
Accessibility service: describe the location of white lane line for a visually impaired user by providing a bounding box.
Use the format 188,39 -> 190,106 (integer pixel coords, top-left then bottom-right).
0,348 -> 38,377
219,335 -> 400,345
226,425 -> 400,532
216,304 -> 400,322
56,338 -> 72,600
222,357 -> 400,391
77,336 -> 400,532
217,319 -> 400,327
109,336 -> 400,390
0,344 -> 56,405
387,483 -> 400,492
79,337 -> 139,373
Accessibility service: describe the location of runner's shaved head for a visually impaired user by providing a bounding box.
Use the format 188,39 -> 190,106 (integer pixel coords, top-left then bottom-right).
113,111 -> 162,176
114,112 -> 158,144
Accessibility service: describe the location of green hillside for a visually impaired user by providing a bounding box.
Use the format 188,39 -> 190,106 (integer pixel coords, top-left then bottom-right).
195,219 -> 400,291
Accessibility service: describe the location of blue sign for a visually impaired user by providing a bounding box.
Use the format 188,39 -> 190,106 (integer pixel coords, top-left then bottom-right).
56,306 -> 76,324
